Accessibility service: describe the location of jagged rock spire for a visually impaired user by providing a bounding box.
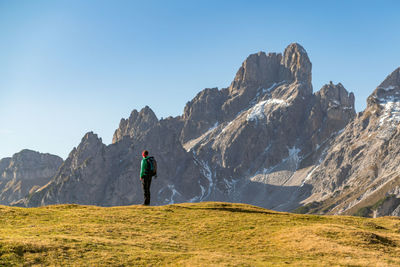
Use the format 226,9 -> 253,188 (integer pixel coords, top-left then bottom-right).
112,106 -> 158,143
231,52 -> 282,90
230,43 -> 312,96
280,43 -> 312,86
367,67 -> 400,107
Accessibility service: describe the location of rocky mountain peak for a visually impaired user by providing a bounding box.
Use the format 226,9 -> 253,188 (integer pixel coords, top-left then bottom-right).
378,67 -> 400,90
68,132 -> 106,171
3,149 -> 63,175
368,67 -> 400,105
280,43 -> 312,87
230,43 -> 312,97
181,44 -> 315,144
0,149 -> 63,205
138,105 -> 158,122
75,132 -> 104,156
14,149 -> 38,158
317,82 -> 355,109
82,132 -> 103,145
0,157 -> 11,171
308,82 -> 356,148
8,149 -> 44,166
230,51 -> 282,90
365,67 -> 400,117
112,106 -> 159,143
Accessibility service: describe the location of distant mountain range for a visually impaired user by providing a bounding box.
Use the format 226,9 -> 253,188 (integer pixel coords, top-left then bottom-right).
2,43 -> 400,217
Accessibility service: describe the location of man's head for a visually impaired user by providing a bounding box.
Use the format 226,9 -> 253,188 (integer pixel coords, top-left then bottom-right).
142,150 -> 149,158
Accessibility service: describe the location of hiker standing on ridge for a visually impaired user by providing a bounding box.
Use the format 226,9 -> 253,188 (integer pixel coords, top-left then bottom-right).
140,150 -> 157,205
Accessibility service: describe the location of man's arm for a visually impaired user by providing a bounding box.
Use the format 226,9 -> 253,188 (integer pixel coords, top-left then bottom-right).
140,158 -> 147,179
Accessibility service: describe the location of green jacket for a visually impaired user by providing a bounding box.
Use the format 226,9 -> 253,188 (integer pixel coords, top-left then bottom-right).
140,157 -> 150,178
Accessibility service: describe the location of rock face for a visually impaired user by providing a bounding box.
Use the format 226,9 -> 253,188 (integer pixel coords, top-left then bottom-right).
308,82 -> 355,149
181,43 -> 313,144
0,149 -> 63,205
28,125 -> 206,206
280,43 -> 312,85
298,67 -> 400,217
112,106 -> 160,143
179,44 -> 354,211
25,43 -> 360,212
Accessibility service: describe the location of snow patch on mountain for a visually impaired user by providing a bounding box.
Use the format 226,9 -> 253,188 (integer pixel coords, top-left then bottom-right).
167,184 -> 182,204
189,182 -> 206,202
247,99 -> 288,122
301,165 -> 319,187
379,85 -> 396,91
221,121 -> 234,133
256,81 -> 286,98
224,178 -> 239,194
193,153 -> 214,200
378,97 -> 400,126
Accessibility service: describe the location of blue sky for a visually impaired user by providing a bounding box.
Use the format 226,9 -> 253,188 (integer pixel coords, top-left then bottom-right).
1,0 -> 400,159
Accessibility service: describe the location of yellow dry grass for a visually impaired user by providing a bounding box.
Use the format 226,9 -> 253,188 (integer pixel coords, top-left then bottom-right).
0,202 -> 399,266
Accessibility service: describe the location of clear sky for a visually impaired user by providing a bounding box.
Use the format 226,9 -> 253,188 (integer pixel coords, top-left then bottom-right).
1,0 -> 400,159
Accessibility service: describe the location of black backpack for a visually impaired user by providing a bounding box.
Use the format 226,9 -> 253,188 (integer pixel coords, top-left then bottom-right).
146,156 -> 157,177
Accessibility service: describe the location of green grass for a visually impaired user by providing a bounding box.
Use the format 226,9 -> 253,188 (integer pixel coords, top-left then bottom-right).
1,202 -> 400,266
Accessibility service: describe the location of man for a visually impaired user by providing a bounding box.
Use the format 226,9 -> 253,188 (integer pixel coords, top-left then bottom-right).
140,150 -> 153,205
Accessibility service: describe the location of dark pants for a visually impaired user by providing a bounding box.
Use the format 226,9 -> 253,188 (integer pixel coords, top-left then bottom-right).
141,175 -> 152,205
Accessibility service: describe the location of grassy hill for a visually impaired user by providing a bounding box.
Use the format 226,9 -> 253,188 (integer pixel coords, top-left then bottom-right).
0,202 -> 400,266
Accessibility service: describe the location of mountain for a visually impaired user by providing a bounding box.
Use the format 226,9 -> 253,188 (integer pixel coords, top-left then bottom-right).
296,67 -> 400,217
25,43 -> 361,212
27,122 -> 205,206
179,44 -> 355,211
0,149 -> 63,205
